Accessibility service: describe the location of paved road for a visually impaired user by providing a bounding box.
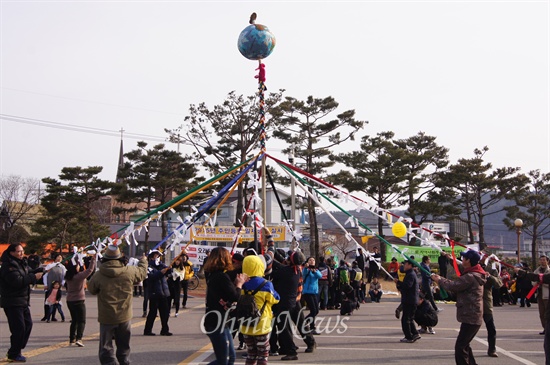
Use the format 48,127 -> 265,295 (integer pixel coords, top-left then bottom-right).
0,290 -> 545,364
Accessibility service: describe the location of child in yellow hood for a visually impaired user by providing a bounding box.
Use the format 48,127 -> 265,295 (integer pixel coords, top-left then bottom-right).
240,255 -> 280,364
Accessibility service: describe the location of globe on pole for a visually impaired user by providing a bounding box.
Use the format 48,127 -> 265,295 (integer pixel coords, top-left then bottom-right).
238,23 -> 276,60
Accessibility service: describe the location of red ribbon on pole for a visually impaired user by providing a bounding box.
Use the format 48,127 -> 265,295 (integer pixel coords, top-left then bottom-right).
451,240 -> 461,277
527,273 -> 544,300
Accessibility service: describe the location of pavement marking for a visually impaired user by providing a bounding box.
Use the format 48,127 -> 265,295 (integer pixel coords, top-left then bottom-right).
465,329 -> 539,365
347,325 -> 542,333
178,343 -> 213,365
0,318 -> 148,365
322,346 -> 453,352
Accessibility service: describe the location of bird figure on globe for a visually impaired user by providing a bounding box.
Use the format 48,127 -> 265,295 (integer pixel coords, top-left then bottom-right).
238,13 -> 276,61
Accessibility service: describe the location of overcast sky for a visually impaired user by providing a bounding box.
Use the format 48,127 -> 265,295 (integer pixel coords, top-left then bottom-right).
1,0 -> 548,188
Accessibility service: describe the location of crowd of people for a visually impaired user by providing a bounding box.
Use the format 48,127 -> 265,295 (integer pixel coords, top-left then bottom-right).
2,241 -> 550,365
0,243 -> 190,364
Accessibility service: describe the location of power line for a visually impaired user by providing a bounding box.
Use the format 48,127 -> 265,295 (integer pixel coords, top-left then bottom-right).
2,87 -> 185,116
0,114 -> 168,143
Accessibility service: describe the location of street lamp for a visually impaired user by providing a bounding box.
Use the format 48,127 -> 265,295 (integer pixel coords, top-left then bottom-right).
515,218 -> 523,264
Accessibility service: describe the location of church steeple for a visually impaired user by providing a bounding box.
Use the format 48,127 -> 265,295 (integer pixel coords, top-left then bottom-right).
116,128 -> 125,183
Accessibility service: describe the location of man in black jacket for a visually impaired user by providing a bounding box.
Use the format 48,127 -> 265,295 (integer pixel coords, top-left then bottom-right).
0,244 -> 43,363
395,259 -> 420,343
515,266 -> 550,365
355,248 -> 366,281
438,251 -> 451,278
317,256 -> 332,310
415,292 -> 438,335
367,247 -> 381,283
271,250 -> 316,361
143,250 -> 172,336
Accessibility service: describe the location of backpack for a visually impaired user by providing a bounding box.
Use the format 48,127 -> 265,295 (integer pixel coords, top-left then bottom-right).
339,267 -> 349,285
353,268 -> 362,282
233,280 -> 268,321
320,268 -> 329,280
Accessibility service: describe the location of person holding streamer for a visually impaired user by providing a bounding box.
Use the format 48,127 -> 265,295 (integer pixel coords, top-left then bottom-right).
420,256 -> 440,313
65,254 -> 96,347
515,264 -> 550,365
432,250 -> 486,365
88,246 -> 147,365
302,256 -> 322,335
0,243 -> 44,363
395,259 -> 420,343
480,263 -> 502,358
144,250 -> 172,336
535,255 -> 550,335
202,247 -> 247,365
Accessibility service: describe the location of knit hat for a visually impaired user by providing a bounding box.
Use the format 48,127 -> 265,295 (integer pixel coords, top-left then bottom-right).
460,250 -> 481,266
103,245 -> 121,260
274,248 -> 286,263
289,250 -> 305,266
232,253 -> 244,262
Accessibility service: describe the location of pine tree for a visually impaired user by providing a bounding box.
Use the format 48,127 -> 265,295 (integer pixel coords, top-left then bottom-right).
504,170 -> 550,268
165,90 -> 284,227
33,166 -> 112,249
329,131 -> 405,260
393,132 -> 450,224
114,142 -> 202,252
271,95 -> 365,257
436,147 -> 523,250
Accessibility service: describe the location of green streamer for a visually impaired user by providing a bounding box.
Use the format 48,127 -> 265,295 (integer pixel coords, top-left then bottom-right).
278,163 -> 448,299
112,157 -> 254,236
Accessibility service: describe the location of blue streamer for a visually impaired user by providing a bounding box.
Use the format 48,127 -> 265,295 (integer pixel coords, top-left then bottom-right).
150,153 -> 264,251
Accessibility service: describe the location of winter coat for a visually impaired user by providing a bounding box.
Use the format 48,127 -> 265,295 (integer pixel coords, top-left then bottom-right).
0,254 -> 40,308
483,269 -> 503,316
271,260 -> 300,310
420,262 -> 433,290
145,260 -> 171,299
302,266 -> 322,295
438,254 -> 449,275
183,262 -> 194,281
415,300 -> 438,327
45,286 -> 63,305
534,265 -> 550,301
369,281 -> 382,292
88,257 -> 147,325
204,270 -> 241,333
519,270 -> 550,324
317,261 -> 332,286
400,267 -> 419,306
66,259 -> 96,302
438,264 -> 487,325
517,274 -> 533,292
44,261 -> 67,289
355,253 -> 366,271
239,256 -> 280,336
335,265 -> 350,289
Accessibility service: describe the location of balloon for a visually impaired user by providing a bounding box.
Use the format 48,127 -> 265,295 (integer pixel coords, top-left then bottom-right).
392,221 -> 407,238
237,24 -> 276,60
